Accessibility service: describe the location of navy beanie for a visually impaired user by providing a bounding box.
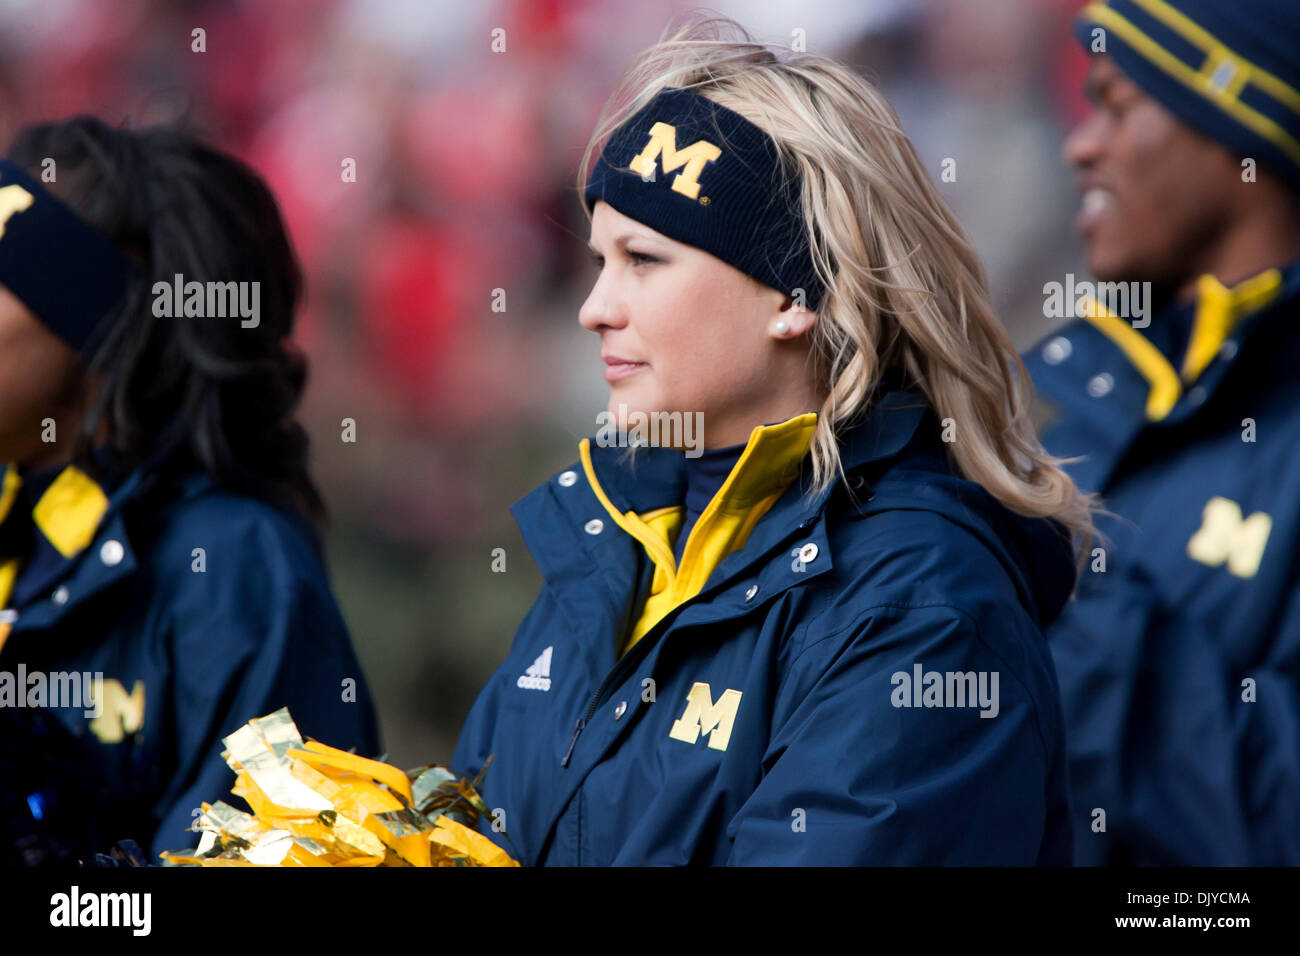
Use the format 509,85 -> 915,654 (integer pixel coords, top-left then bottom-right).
1076,0 -> 1300,189
584,86 -> 825,312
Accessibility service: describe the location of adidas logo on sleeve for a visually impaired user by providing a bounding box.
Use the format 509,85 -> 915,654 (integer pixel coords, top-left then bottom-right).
517,646 -> 553,691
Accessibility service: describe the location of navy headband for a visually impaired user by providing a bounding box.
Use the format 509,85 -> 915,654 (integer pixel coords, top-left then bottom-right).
0,158 -> 136,353
584,87 -> 825,312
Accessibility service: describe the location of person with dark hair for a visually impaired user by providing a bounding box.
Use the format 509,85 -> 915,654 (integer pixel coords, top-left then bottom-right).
1026,0 -> 1300,863
0,116 -> 380,865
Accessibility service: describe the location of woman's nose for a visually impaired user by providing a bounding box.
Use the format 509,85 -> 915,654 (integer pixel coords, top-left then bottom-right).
578,279 -> 627,333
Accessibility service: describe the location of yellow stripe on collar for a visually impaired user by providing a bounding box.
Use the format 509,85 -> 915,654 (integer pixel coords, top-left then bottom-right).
0,462 -> 109,635
1082,266 -> 1283,419
578,441 -> 680,576
0,465 -> 22,633
672,413 -> 818,599
0,464 -> 20,526
0,557 -> 19,647
1082,298 -> 1182,420
1181,268 -> 1281,383
579,412 -> 818,657
32,465 -> 110,558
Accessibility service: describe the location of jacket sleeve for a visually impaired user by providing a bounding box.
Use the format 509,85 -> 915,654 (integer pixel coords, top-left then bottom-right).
1237,575 -> 1300,863
724,603 -> 1066,865
1051,561 -> 1300,864
145,511 -> 381,860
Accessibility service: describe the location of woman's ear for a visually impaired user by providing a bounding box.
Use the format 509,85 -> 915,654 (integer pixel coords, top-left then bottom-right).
768,293 -> 817,339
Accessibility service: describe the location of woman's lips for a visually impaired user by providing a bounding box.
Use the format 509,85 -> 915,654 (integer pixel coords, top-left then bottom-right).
604,360 -> 648,382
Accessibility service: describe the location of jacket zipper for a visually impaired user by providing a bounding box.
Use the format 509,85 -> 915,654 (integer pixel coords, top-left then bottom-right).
561,444 -> 673,768
560,610 -> 669,768
562,659 -> 628,768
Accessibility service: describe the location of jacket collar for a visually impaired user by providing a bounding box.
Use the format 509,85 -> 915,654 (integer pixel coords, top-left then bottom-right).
1077,255 -> 1298,423
580,388 -> 929,525
2,423 -> 196,632
513,379 -> 932,602
0,459 -> 113,559
579,412 -> 816,521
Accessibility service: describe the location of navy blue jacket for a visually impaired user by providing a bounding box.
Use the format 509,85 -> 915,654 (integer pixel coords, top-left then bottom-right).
0,437 -> 380,864
1025,257 -> 1300,864
453,385 -> 1078,865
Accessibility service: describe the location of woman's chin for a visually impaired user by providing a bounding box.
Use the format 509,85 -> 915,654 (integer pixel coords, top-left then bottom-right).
605,387 -> 657,420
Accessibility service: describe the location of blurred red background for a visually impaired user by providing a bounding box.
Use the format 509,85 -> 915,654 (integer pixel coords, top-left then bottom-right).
0,0 -> 1094,765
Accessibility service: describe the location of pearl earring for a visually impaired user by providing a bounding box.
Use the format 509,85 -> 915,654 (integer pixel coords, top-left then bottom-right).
774,320 -> 789,335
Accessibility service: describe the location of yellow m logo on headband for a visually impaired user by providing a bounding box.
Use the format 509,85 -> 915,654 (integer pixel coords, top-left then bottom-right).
1187,496 -> 1272,578
628,122 -> 722,201
669,682 -> 742,751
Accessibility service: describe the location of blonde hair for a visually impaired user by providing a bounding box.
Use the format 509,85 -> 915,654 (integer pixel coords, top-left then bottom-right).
577,12 -> 1096,559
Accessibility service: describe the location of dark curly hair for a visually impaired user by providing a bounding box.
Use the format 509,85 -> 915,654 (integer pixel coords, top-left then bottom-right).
7,116 -> 325,524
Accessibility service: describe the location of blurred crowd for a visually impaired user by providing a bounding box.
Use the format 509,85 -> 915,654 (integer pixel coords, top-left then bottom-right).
0,0 -> 1093,765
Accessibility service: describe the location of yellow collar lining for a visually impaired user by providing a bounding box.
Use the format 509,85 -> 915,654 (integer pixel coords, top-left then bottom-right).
1082,267 -> 1283,420
580,412 -> 819,656
1180,269 -> 1282,382
0,461 -> 111,559
577,412 -> 818,579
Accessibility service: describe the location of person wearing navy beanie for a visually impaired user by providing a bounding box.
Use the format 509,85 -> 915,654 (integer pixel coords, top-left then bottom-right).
1026,0 -> 1300,864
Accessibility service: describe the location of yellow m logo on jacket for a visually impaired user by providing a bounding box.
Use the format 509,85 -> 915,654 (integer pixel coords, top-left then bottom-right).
1187,496 -> 1272,578
628,122 -> 721,200
668,682 -> 742,751
88,679 -> 146,743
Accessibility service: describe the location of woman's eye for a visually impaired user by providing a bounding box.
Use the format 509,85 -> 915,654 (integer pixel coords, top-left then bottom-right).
588,250 -> 658,268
